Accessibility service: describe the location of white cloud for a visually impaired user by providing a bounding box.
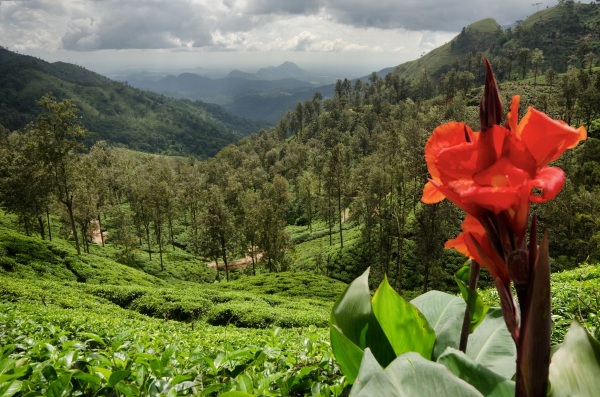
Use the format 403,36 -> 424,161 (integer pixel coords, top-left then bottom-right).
0,0 -> 553,74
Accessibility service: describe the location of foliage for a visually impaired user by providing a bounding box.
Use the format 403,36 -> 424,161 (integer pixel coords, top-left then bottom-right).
330,268 -> 517,395
0,47 -> 268,158
0,303 -> 347,396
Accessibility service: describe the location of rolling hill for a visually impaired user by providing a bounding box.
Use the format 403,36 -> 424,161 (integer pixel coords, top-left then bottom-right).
393,2 -> 600,82
0,47 -> 269,158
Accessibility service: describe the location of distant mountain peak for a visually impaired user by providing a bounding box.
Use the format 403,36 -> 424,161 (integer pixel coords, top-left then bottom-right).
256,62 -> 307,80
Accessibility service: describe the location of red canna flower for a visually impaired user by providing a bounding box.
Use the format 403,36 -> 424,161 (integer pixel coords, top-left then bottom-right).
422,95 -> 586,244
422,59 -> 586,397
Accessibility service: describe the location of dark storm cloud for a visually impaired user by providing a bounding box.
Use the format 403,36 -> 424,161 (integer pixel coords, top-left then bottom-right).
60,1 -> 213,50
1,0 -> 552,53
245,0 -> 324,15
323,0 -> 545,31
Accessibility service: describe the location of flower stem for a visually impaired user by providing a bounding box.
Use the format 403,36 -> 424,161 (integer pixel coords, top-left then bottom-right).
459,260 -> 480,352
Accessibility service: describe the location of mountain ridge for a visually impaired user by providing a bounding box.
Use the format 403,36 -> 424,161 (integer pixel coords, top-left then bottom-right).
0,46 -> 269,157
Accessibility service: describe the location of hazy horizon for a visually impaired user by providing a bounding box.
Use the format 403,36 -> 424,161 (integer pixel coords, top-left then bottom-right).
1,0 -> 556,80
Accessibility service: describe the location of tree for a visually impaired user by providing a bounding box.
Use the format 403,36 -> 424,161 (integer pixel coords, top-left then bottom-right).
31,94 -> 86,254
517,47 -> 530,79
198,184 -> 237,281
0,128 -> 53,238
531,48 -> 544,85
258,175 -> 290,272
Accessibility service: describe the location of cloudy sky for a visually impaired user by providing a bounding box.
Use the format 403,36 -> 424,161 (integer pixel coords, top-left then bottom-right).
0,0 -> 556,77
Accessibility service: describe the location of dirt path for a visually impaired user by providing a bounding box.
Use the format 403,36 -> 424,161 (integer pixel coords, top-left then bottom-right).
207,253 -> 262,271
90,220 -> 106,245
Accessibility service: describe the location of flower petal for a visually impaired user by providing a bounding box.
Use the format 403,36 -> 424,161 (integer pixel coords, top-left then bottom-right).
425,122 -> 474,181
421,180 -> 446,203
529,167 -> 565,203
519,108 -> 587,166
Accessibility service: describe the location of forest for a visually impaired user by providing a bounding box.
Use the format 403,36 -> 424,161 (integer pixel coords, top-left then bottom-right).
1,54 -> 599,292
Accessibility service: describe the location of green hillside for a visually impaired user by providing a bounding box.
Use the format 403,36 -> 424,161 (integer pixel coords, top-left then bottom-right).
0,47 -> 268,157
394,2 -> 600,82
395,18 -> 504,81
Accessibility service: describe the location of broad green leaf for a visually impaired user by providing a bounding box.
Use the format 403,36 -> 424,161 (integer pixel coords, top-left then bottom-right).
411,290 -> 465,359
171,374 -> 191,386
220,392 -> 255,397
350,350 -> 482,397
0,364 -> 29,383
46,374 -> 72,397
115,383 -> 138,397
201,384 -> 223,396
549,321 -> 600,397
110,330 -> 132,351
438,348 -> 515,397
108,369 -> 131,387
79,332 -> 105,345
330,268 -> 395,382
41,365 -> 58,382
236,373 -> 253,393
160,345 -> 177,366
466,308 -> 516,379
349,348 -> 395,397
329,325 -> 364,384
0,359 -> 15,377
72,371 -> 101,386
330,268 -> 378,346
0,380 -> 22,397
93,366 -> 112,381
455,264 -> 488,332
372,275 -> 435,359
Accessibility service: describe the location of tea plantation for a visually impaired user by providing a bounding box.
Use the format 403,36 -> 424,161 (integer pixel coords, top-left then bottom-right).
1,217 -> 600,396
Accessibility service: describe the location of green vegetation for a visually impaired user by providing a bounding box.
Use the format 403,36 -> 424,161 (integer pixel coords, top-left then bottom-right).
1,2 -> 600,394
0,47 -> 269,158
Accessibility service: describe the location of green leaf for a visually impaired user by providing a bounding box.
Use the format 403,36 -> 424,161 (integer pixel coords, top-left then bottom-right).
466,308 -> 516,379
350,350 -> 482,397
219,392 -> 255,397
200,384 -> 223,396
411,290 -> 465,359
115,382 -> 138,397
329,325 -> 364,384
349,348 -> 395,397
108,369 -> 131,387
71,371 -> 101,386
46,374 -> 72,397
0,359 -> 15,377
372,275 -> 435,359
0,380 -> 22,397
438,348 -> 515,397
41,365 -> 58,382
549,321 -> 600,397
455,264 -> 488,332
160,345 -> 177,366
79,332 -> 105,345
330,268 -> 395,382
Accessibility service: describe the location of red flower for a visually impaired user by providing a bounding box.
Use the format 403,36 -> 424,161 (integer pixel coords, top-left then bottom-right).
445,215 -> 509,284
422,95 -> 586,241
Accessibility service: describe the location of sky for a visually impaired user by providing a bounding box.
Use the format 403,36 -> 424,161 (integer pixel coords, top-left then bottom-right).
0,0 -> 557,78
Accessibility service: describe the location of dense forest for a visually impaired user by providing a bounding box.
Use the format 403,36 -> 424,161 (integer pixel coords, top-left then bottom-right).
0,47 -> 269,158
1,35 -> 599,295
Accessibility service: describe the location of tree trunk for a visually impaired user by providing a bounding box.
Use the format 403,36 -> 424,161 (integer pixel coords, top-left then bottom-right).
157,223 -> 164,271
145,224 -> 152,261
97,214 -> 105,247
337,173 -> 343,249
37,216 -> 45,240
221,236 -> 229,281
46,207 -> 52,241
66,198 -> 81,255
